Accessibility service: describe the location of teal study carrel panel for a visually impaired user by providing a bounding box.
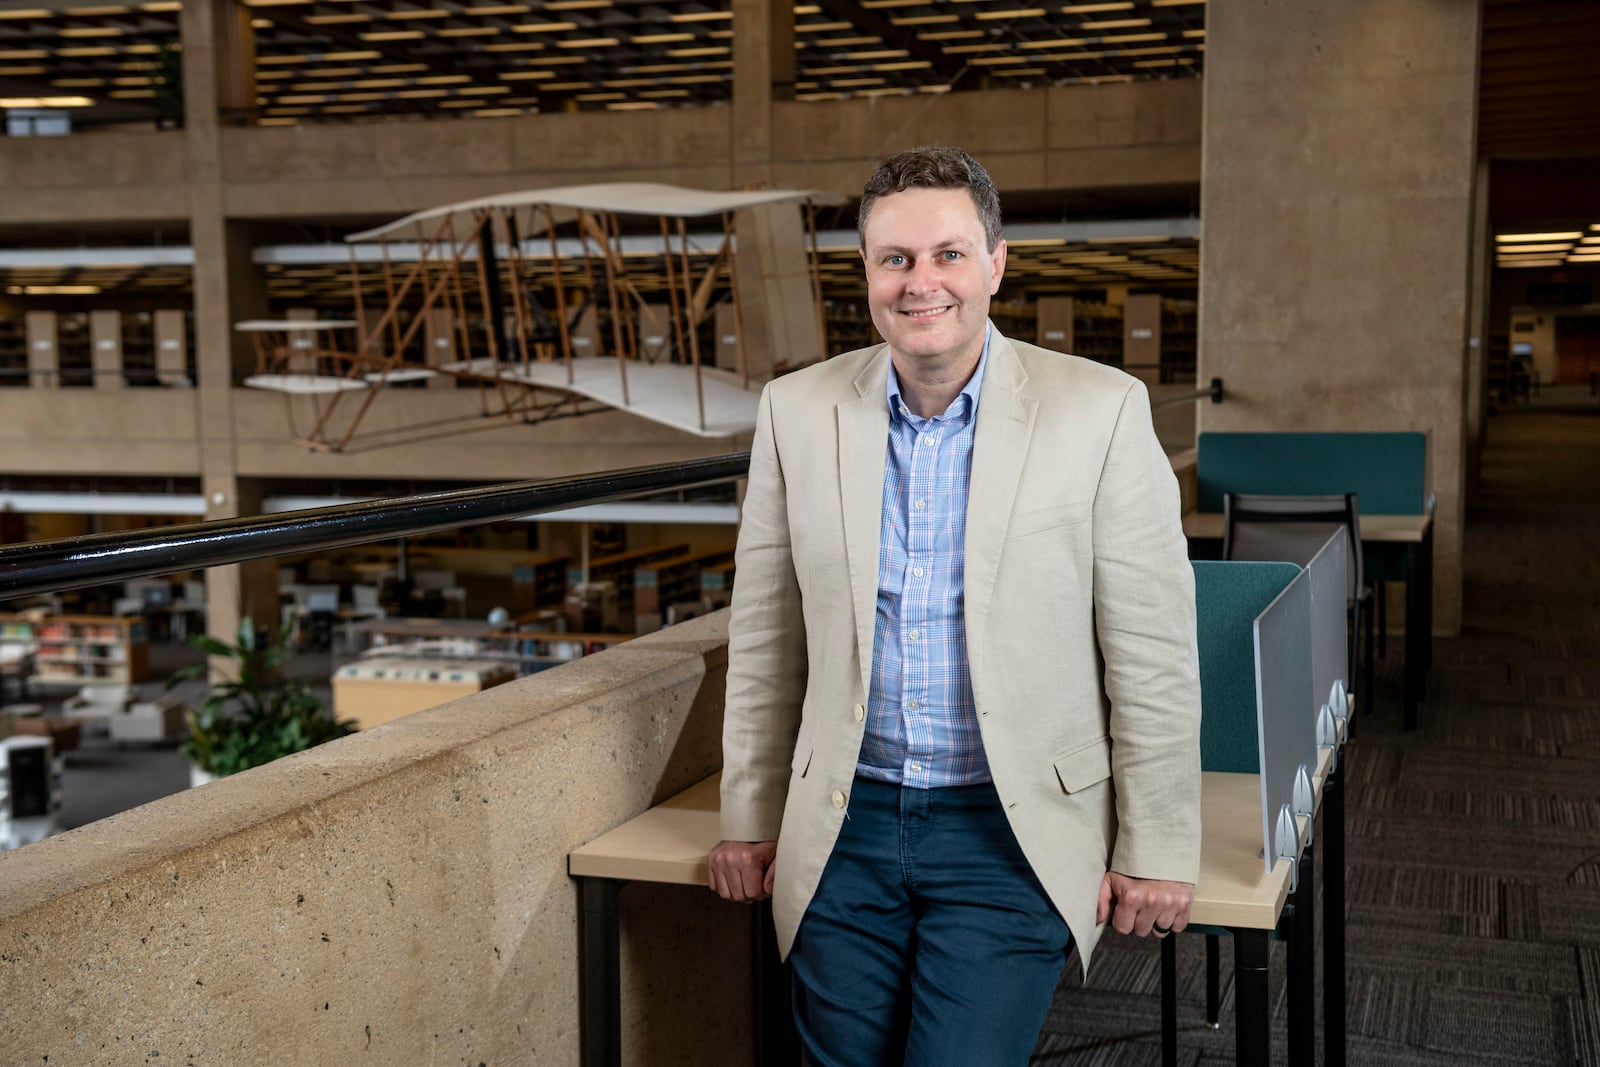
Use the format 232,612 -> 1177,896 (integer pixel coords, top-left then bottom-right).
1196,431 -> 1428,515
1192,560 -> 1302,774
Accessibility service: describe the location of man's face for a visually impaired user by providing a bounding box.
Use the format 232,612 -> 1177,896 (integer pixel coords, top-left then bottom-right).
860,186 -> 1006,371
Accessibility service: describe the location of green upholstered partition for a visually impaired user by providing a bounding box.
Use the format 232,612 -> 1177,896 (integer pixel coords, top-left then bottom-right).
1193,559 -> 1301,773
1196,432 -> 1428,515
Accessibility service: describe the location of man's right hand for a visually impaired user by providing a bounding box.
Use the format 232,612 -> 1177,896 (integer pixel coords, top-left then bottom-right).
707,839 -> 777,903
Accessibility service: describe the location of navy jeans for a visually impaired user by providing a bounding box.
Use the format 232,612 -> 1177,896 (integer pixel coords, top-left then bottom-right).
790,776 -> 1072,1067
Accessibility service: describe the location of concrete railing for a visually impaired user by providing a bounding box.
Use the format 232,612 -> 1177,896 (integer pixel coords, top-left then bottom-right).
0,611 -> 757,1066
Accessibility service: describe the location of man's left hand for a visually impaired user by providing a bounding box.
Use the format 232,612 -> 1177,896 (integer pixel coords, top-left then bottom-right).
1097,871 -> 1194,938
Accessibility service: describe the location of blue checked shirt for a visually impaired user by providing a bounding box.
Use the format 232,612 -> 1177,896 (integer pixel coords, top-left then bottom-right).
857,330 -> 992,788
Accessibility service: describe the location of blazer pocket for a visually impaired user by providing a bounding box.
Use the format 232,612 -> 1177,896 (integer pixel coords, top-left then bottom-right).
1007,501 -> 1090,540
1052,736 -> 1112,794
790,733 -> 815,778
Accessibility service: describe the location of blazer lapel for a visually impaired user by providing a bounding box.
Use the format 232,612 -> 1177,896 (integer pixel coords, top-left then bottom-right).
966,330 -> 1038,664
838,346 -> 892,700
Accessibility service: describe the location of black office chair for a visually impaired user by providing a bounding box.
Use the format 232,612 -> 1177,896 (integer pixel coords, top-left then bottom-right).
1223,491 -> 1373,708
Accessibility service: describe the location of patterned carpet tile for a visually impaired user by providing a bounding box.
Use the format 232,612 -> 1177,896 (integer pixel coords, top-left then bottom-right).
1344,820 -> 1600,880
1346,784 -> 1600,831
1346,925 -> 1583,996
1574,948 -> 1600,1060
1535,885 -> 1600,946
1419,987 -> 1569,1063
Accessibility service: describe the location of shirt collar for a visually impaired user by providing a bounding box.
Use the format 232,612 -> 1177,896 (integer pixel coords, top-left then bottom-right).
886,322 -> 992,424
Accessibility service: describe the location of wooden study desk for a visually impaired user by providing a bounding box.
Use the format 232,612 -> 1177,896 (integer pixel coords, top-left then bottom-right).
568,775 -> 791,1067
1184,510 -> 1435,730
572,767 -> 1333,1067
1173,768 -> 1323,1067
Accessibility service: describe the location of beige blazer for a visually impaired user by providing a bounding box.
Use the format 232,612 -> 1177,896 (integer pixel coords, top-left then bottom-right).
721,327 -> 1201,975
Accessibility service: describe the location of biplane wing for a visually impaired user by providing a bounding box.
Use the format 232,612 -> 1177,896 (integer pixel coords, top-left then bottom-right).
242,182 -> 841,450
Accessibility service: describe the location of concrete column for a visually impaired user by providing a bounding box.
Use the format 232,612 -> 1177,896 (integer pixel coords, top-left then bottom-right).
731,0 -> 795,187
184,0 -> 274,650
1464,159 -> 1492,501
90,309 -> 123,388
731,203 -> 826,377
24,311 -> 57,389
1197,0 -> 1481,636
154,308 -> 190,386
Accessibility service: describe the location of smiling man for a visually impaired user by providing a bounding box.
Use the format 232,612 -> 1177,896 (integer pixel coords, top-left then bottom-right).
708,146 -> 1202,1066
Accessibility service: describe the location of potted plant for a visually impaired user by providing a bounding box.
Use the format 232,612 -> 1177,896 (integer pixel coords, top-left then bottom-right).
171,615 -> 355,786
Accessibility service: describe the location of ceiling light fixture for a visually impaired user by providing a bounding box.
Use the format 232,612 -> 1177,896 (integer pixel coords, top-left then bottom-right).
1494,232 -> 1581,243
1493,242 -> 1575,254
7,284 -> 104,295
0,95 -> 95,107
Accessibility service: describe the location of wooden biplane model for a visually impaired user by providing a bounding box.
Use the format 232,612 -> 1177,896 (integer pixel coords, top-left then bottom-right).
240,182 -> 843,452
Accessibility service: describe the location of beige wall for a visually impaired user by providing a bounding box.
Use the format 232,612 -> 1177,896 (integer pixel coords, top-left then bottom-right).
0,391 -> 202,474
0,80 -> 1199,226
0,613 -> 756,1066
1198,0 -> 1481,635
0,128 -> 189,226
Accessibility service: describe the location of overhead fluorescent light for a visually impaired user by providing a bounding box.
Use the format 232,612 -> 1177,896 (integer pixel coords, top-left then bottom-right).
6,284 -> 104,295
1495,232 -> 1581,243
1493,242 -> 1575,254
0,96 -> 95,107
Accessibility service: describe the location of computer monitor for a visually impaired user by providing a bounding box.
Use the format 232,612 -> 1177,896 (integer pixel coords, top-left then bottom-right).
304,589 -> 340,614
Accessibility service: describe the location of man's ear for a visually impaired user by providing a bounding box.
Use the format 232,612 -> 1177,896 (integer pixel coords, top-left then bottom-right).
988,238 -> 1008,295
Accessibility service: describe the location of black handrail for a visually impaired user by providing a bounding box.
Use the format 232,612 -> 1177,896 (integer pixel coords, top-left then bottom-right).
1151,377 -> 1225,407
0,454 -> 751,600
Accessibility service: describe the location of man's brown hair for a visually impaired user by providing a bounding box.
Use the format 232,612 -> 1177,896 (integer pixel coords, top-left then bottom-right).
857,145 -> 1004,252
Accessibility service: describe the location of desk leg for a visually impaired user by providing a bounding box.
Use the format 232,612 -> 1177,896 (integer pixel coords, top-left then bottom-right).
1233,929 -> 1271,1067
1206,935 -> 1221,1029
757,900 -> 800,1066
579,877 -> 622,1067
1287,839 -> 1316,1066
1403,525 -> 1433,731
1161,933 -> 1178,1067
1325,765 -> 1347,1067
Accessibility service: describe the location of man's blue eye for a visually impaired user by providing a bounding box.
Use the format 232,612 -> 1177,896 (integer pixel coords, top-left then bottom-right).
942,250 -> 962,261
887,255 -> 906,267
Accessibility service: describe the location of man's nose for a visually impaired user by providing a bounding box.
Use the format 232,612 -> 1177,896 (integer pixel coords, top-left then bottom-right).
905,258 -> 939,293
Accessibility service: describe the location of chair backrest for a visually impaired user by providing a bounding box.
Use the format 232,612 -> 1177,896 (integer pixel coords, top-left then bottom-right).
1223,492 -> 1364,598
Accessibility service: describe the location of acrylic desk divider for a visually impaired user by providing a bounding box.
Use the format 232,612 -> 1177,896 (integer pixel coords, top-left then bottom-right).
1192,560 -> 1305,877
1253,569 -> 1317,889
1305,532 -> 1351,769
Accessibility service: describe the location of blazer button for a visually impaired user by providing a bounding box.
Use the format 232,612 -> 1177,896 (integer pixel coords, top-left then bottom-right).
831,790 -> 847,809
854,704 -> 865,722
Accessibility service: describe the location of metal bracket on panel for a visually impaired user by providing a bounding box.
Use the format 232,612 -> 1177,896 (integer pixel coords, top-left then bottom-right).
1275,804 -> 1300,893
1329,679 -> 1350,744
1293,763 -> 1316,847
1317,703 -> 1339,773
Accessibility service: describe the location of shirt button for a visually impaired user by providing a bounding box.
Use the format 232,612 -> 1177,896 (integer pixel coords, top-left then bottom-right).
908,629 -> 919,641
908,700 -> 920,710
912,566 -> 924,578
920,434 -> 932,446
911,763 -> 922,773
914,498 -> 927,510
832,790 -> 847,809
854,704 -> 866,722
